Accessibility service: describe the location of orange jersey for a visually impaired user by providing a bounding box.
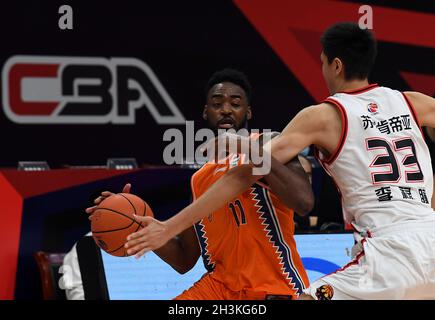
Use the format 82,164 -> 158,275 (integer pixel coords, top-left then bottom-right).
191,154 -> 309,297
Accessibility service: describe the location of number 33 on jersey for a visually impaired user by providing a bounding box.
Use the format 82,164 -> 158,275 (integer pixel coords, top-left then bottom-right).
316,84 -> 434,230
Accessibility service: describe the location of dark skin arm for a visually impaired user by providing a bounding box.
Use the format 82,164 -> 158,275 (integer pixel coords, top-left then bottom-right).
157,140 -> 313,269
153,226 -> 200,274
426,127 -> 435,142
157,155 -> 314,271
154,155 -> 315,271
86,184 -> 200,274
262,156 -> 314,216
157,143 -> 314,271
157,157 -> 314,270
257,133 -> 314,215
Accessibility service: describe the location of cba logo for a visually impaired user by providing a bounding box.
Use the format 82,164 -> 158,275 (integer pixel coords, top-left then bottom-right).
2,55 -> 185,124
315,284 -> 334,300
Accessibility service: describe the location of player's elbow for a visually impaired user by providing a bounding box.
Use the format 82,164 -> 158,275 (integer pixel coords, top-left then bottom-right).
171,261 -> 194,274
174,265 -> 193,274
173,255 -> 199,274
294,193 -> 315,216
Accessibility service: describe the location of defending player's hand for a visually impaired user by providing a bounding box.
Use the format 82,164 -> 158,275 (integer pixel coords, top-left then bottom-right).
200,132 -> 259,163
125,215 -> 171,258
85,183 -> 132,218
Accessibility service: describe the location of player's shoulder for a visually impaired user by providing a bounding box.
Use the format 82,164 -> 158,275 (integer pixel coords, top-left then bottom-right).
402,91 -> 435,126
299,102 -> 342,127
301,102 -> 338,115
402,91 -> 435,108
403,91 -> 432,101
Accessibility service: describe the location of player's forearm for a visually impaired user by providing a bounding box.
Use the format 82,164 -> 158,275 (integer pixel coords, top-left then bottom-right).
166,165 -> 260,237
154,238 -> 195,274
427,127 -> 435,142
263,156 -> 314,215
431,185 -> 435,211
404,92 -> 435,128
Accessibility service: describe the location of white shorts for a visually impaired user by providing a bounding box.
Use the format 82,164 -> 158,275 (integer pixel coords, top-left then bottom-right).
304,220 -> 435,300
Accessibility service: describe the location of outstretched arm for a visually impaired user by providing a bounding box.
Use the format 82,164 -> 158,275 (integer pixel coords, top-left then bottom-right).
153,227 -> 200,274
125,103 -> 340,257
404,92 -> 435,128
262,155 -> 314,215
126,164 -> 260,257
426,127 -> 435,142
257,132 -> 314,215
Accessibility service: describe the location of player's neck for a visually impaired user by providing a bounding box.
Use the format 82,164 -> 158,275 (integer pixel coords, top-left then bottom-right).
335,79 -> 370,94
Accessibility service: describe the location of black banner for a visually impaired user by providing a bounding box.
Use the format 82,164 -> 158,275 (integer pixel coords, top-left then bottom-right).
0,0 -> 433,168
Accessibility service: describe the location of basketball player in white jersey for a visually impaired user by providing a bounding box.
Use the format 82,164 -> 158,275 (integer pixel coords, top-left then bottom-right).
125,22 -> 435,299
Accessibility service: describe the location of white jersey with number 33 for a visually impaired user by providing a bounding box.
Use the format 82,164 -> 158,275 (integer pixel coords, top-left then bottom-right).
316,84 -> 434,232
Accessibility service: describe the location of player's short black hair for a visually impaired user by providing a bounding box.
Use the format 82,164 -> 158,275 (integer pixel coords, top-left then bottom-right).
321,22 -> 377,80
205,68 -> 252,103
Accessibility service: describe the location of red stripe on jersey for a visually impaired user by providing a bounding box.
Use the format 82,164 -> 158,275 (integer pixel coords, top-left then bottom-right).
323,239 -> 367,278
401,92 -> 425,140
338,84 -> 379,95
321,98 -> 348,166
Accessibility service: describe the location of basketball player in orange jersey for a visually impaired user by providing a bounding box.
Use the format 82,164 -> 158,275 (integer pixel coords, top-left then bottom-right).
87,68 -> 314,299
125,23 -> 435,300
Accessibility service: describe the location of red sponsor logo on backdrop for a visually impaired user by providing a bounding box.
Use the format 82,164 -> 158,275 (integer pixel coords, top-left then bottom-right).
234,0 -> 435,100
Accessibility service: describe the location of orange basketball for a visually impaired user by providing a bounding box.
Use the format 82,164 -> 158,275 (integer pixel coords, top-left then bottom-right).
91,193 -> 153,257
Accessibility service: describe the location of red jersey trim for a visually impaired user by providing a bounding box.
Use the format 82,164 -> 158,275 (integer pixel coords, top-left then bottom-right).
314,149 -> 346,223
323,239 -> 367,279
320,98 -> 348,166
337,83 -> 379,95
401,92 -> 425,139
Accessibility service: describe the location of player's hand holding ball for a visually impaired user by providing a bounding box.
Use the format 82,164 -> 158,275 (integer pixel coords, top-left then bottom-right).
85,183 -> 132,218
86,183 -> 171,258
124,216 -> 172,258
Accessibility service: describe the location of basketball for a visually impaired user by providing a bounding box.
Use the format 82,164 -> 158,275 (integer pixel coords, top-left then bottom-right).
91,193 -> 152,257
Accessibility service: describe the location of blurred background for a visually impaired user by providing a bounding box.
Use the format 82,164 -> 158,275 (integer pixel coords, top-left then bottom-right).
0,0 -> 433,299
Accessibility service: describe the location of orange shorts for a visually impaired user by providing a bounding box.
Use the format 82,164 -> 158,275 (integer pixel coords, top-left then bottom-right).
174,273 -> 293,300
